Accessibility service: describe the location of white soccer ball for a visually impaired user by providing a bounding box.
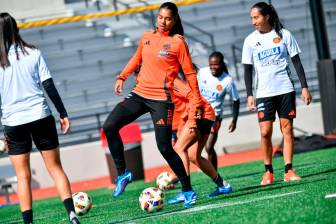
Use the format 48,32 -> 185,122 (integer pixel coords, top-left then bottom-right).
72,192 -> 92,216
139,187 -> 164,213
0,140 -> 6,153
156,171 -> 175,190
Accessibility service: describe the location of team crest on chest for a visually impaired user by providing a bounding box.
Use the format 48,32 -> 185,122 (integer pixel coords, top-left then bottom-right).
216,84 -> 223,92
163,43 -> 171,50
273,37 -> 281,44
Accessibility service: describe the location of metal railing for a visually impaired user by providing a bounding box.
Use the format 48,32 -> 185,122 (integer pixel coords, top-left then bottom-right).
231,44 -> 242,81
183,20 -> 216,52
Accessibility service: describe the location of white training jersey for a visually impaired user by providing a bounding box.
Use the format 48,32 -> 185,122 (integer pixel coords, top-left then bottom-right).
197,67 -> 239,119
242,29 -> 301,98
0,46 -> 52,126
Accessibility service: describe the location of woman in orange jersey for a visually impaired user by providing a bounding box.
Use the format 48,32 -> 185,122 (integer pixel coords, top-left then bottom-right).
168,78 -> 233,205
102,2 -> 201,207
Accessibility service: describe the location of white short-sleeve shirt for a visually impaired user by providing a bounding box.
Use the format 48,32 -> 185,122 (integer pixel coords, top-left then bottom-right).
242,29 -> 301,98
0,46 -> 52,126
197,67 -> 240,119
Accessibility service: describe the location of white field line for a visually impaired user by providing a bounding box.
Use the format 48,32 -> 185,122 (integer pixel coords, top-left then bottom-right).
325,193 -> 336,199
124,190 -> 304,223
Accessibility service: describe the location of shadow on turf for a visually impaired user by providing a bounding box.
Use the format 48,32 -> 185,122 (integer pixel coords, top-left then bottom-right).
107,175 -> 331,224
300,168 -> 336,178
206,176 -> 329,204
224,162 -> 318,181
109,207 -> 186,224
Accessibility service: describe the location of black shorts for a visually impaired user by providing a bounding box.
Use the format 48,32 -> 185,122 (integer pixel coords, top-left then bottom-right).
210,116 -> 222,133
256,91 -> 296,122
4,115 -> 59,155
196,118 -> 214,136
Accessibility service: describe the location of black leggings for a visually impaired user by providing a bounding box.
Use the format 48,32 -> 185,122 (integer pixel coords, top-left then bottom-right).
103,92 -> 191,191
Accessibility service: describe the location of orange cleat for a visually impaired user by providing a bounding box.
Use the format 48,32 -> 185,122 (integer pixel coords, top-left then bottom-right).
260,171 -> 274,186
284,169 -> 302,182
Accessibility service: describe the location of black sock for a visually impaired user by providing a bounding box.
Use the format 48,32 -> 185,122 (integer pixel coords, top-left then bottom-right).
285,163 -> 293,173
265,164 -> 273,173
63,197 -> 76,215
213,174 -> 224,187
117,168 -> 126,176
180,175 -> 192,192
22,209 -> 33,224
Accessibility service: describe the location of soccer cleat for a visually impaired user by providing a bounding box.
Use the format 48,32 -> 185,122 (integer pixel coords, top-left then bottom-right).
183,190 -> 197,208
69,211 -> 80,224
260,171 -> 274,186
167,192 -> 184,205
284,169 -> 301,182
113,169 -> 133,197
208,183 -> 232,197
70,217 -> 80,224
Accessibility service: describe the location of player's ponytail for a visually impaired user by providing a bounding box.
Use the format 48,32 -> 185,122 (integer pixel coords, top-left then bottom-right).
269,4 -> 284,38
159,2 -> 184,36
0,12 -> 35,69
252,2 -> 284,38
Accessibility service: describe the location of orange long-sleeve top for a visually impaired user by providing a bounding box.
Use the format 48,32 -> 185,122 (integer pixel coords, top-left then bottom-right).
117,31 -> 202,107
172,89 -> 187,131
173,78 -> 215,130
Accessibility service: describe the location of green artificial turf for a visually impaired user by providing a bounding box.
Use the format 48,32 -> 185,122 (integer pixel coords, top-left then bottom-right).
1,147 -> 336,224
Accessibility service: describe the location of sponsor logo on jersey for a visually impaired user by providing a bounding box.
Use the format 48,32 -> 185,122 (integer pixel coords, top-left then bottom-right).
144,40 -> 150,45
216,84 -> 223,92
273,37 -> 281,44
255,42 -> 261,47
201,88 -> 220,99
159,50 -> 170,55
158,50 -> 170,60
257,47 -> 281,60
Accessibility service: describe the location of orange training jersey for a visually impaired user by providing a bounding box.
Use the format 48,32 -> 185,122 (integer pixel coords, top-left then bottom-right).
172,92 -> 187,131
173,79 -> 215,128
118,31 -> 202,107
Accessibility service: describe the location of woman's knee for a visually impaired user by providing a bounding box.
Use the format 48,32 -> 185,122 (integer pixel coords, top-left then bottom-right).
205,146 -> 216,156
281,124 -> 293,138
260,127 -> 272,138
189,154 -> 198,164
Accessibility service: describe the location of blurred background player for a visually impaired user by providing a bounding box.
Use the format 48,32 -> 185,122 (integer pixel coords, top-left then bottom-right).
242,2 -> 312,186
0,13 -> 80,224
168,78 -> 232,205
197,51 -> 240,169
102,2 -> 202,207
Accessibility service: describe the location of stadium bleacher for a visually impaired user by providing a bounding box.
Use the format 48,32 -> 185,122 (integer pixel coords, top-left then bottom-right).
1,0 -> 334,147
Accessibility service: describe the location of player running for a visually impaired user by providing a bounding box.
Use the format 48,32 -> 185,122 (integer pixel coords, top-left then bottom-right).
197,52 -> 240,169
168,78 -> 233,205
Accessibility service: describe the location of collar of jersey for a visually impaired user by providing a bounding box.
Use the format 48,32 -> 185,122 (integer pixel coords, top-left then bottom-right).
155,30 -> 170,37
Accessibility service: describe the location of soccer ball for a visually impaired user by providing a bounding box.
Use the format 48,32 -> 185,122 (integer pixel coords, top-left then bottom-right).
156,171 -> 175,190
72,192 -> 92,216
139,187 -> 164,213
0,140 -> 5,153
